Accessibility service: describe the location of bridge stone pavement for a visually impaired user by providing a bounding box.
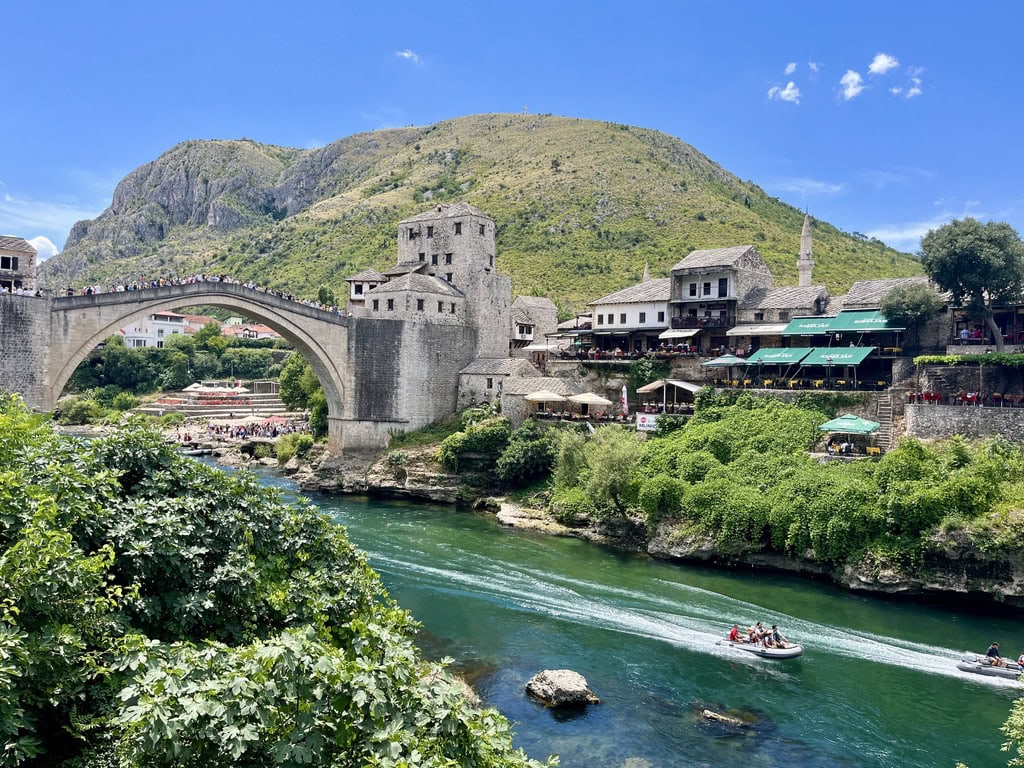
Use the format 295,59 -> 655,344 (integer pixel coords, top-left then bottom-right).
0,283 -> 479,453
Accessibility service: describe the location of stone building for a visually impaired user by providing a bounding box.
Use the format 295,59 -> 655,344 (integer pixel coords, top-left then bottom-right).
345,269 -> 386,307
510,295 -> 559,355
499,376 -> 574,427
457,357 -> 539,409
589,277 -> 671,353
0,236 -> 37,293
368,202 -> 511,358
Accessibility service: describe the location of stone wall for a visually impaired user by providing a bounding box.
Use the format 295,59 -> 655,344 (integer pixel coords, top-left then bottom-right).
906,403 -> 1024,441
0,295 -> 52,408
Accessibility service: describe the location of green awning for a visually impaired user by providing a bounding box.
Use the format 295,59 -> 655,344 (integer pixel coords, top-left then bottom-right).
800,346 -> 876,366
817,413 -> 880,434
743,347 -> 813,365
781,317 -> 838,335
702,353 -> 745,368
829,310 -> 904,333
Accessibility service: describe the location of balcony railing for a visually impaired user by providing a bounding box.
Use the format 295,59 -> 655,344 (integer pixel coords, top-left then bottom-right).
671,315 -> 735,329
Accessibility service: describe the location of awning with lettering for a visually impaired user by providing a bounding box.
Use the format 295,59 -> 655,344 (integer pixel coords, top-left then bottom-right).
658,328 -> 701,339
828,310 -> 905,333
742,347 -> 814,365
725,323 -> 789,337
799,346 -> 876,366
780,317 -> 838,335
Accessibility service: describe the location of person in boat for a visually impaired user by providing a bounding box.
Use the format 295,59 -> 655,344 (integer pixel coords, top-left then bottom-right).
728,624 -> 745,643
769,625 -> 789,648
1018,652 -> 1024,669
986,641 -> 1006,667
747,621 -> 766,645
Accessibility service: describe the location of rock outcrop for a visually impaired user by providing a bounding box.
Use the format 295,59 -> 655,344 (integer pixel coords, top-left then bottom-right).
525,670 -> 599,708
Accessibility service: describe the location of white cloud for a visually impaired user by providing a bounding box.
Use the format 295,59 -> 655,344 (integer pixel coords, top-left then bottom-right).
906,76 -> 923,98
0,193 -> 101,249
767,81 -> 801,104
784,62 -> 797,75
767,177 -> 845,196
27,235 -> 58,261
861,166 -> 935,188
868,52 -> 899,76
866,213 -> 953,251
808,61 -> 821,74
889,86 -> 902,96
395,49 -> 420,64
840,70 -> 864,100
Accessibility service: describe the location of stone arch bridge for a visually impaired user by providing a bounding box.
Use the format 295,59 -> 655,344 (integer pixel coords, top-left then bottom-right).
0,283 -> 478,453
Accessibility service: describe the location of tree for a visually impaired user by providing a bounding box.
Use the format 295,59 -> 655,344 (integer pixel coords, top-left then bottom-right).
317,284 -> 336,306
880,282 -> 944,350
920,218 -> 1024,352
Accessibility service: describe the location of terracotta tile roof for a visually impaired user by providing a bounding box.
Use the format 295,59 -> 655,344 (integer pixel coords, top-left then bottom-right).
399,202 -> 490,224
346,268 -> 386,282
590,278 -> 670,306
0,236 -> 36,254
459,358 -> 540,376
670,245 -> 757,271
366,272 -> 464,297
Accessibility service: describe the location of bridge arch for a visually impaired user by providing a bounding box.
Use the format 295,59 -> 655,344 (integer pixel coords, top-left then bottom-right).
48,284 -> 349,446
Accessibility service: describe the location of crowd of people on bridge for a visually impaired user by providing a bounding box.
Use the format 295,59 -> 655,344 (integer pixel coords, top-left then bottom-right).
0,285 -> 43,296
60,273 -> 350,316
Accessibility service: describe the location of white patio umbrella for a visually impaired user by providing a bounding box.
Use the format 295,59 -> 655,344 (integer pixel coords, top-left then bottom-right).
524,390 -> 568,403
568,393 -> 613,406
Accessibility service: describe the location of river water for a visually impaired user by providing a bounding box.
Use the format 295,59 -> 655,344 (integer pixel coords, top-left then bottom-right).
250,468 -> 1020,767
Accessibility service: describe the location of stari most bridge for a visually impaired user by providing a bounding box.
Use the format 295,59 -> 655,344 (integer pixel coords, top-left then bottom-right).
0,282 -> 479,453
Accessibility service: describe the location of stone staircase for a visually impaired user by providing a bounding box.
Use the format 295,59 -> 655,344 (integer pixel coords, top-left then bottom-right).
136,391 -> 296,420
875,392 -> 894,450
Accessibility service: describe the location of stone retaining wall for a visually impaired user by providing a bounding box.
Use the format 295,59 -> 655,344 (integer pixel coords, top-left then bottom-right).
906,403 -> 1024,441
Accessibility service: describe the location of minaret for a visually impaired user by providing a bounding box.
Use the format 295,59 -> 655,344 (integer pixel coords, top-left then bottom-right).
797,214 -> 815,287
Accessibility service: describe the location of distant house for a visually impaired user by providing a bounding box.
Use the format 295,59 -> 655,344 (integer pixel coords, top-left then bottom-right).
0,236 -> 37,293
589,277 -> 671,354
510,295 -> 559,358
729,285 -> 828,351
499,375 -> 574,427
345,268 -> 386,307
122,311 -> 186,348
457,357 -> 539,409
183,314 -> 221,334
221,323 -> 282,341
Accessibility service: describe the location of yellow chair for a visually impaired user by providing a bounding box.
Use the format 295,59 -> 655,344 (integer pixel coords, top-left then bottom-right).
813,380 -> 824,389
742,379 -> 752,387
763,379 -> 774,388
788,379 -> 799,389
866,446 -> 882,457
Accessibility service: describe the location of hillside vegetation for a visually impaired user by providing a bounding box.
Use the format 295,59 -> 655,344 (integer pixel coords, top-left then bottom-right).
42,114 -> 920,311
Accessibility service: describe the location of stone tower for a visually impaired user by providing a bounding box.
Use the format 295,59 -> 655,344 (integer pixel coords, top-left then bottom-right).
797,214 -> 815,287
395,202 -> 511,357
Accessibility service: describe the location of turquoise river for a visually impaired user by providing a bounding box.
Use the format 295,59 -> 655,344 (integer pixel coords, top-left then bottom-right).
252,467 -> 1021,767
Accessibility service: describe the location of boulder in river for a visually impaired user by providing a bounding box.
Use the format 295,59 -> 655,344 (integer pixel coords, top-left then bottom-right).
526,669 -> 600,707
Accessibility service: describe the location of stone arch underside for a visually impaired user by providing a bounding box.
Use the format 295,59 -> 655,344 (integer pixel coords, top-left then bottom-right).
49,290 -> 348,423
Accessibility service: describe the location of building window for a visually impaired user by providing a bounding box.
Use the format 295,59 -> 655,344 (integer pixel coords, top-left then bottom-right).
479,223 -> 485,236
387,298 -> 394,311
489,254 -> 494,267
438,301 -> 444,312
518,324 -> 531,335
431,253 -> 438,265
416,298 -> 424,311
657,311 -> 665,323
454,222 -> 462,235
0,256 -> 18,271
372,299 -> 379,311
446,273 -> 453,283
689,283 -> 697,297
444,253 -> 453,265
703,282 -> 712,296
597,314 -> 604,325
620,313 -> 626,324
419,252 -> 425,262
718,277 -> 728,297
427,226 -> 434,238
486,378 -> 493,389
408,228 -> 416,240
778,311 -> 789,321
607,314 -> 613,325
450,303 -> 456,313
754,311 -> 764,322
354,283 -> 364,295
639,312 -> 646,323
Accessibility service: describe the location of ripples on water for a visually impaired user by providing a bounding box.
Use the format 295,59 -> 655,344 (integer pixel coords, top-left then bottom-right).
231,463 -> 1022,767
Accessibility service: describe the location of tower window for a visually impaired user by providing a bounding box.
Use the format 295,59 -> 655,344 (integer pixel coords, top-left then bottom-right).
437,301 -> 444,312
416,298 -> 424,311
446,273 -> 453,283
372,299 -> 379,310
486,378 -> 493,389
427,226 -> 434,238
454,222 -> 462,235
431,254 -> 438,265
387,298 -> 394,311
450,303 -> 456,313
444,253 -> 453,265
479,223 -> 485,236
419,252 -> 425,262
408,228 -> 416,240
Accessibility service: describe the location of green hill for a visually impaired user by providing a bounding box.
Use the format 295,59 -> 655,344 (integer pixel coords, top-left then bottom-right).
41,114 -> 920,312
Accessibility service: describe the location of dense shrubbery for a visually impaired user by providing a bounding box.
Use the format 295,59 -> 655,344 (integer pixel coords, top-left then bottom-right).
495,420 -> 558,483
547,391 -> 1024,567
0,396 -> 551,768
438,416 -> 512,472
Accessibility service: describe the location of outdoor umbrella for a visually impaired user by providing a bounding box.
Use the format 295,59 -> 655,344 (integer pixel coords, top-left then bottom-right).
567,393 -> 613,406
524,390 -> 568,403
817,413 -> 880,434
701,354 -> 744,368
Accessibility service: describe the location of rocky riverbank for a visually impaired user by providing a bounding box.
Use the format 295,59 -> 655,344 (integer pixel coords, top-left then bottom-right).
293,448 -> 1024,610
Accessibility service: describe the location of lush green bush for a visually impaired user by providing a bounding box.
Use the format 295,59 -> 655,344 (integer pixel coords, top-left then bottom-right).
0,395 -> 552,768
495,420 -> 557,485
549,486 -> 596,524
438,417 -> 511,472
55,395 -> 106,425
580,427 -> 642,519
276,432 -> 315,464
112,391 -> 140,411
638,474 -> 685,526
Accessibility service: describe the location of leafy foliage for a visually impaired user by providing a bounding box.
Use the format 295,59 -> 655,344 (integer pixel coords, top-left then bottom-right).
0,396 -> 551,768
438,417 -> 512,472
495,420 -> 558,485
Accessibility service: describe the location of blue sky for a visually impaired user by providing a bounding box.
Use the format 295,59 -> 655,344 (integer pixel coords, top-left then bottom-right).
3,1 -> 1022,260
